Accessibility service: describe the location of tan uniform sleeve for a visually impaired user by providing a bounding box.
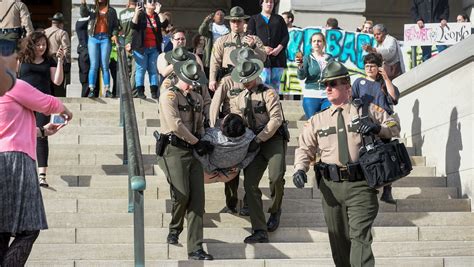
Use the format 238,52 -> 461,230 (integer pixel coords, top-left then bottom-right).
294,118 -> 319,172
199,84 -> 211,121
256,89 -> 283,142
18,3 -> 33,35
61,31 -> 71,63
194,93 -> 205,137
209,37 -> 225,83
159,91 -> 199,144
369,104 -> 401,139
251,35 -> 267,63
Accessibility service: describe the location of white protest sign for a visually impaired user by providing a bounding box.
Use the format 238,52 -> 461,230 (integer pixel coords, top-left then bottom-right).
404,23 -> 471,46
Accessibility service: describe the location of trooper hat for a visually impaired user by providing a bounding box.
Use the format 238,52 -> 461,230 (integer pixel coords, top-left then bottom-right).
49,12 -> 64,22
224,6 -> 250,20
229,47 -> 258,65
319,61 -> 350,83
165,47 -> 196,64
231,58 -> 264,84
173,60 -> 208,86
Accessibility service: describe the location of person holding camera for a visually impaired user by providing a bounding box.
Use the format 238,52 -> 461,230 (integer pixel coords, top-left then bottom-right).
230,57 -> 286,242
292,61 -> 400,267
296,32 -> 332,119
17,31 -> 65,187
352,52 -> 400,204
131,0 -> 168,99
157,60 -> 213,260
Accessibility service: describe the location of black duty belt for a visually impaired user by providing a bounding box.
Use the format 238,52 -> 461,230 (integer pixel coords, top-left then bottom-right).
169,134 -> 193,149
315,162 -> 365,183
0,28 -> 22,34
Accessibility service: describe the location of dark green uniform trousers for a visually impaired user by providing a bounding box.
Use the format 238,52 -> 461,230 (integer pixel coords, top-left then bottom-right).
243,135 -> 286,231
224,173 -> 239,209
157,145 -> 205,254
319,177 -> 379,267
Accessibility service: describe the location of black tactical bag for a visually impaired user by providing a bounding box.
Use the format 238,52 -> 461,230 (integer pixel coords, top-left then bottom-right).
358,138 -> 412,188
357,101 -> 412,189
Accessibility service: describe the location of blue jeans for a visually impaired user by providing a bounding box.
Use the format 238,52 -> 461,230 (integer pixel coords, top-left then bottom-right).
302,97 -> 331,119
88,33 -> 112,88
421,45 -> 448,61
133,47 -> 159,87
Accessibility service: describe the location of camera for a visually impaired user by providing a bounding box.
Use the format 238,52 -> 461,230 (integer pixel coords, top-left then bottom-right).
50,114 -> 67,125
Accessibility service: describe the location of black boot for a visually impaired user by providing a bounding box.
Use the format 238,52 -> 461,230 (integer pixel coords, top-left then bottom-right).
150,85 -> 159,99
380,185 -> 396,204
188,249 -> 213,260
87,87 -> 96,98
166,233 -> 179,244
244,230 -> 269,243
267,208 -> 282,232
136,86 -> 146,99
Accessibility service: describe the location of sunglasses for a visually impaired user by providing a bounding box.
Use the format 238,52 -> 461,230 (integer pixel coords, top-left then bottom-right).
324,79 -> 346,87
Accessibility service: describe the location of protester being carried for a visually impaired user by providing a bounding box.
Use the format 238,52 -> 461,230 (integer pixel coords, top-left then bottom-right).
194,113 -> 258,183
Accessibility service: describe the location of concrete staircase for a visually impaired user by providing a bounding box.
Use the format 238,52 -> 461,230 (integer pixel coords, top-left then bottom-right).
26,98 -> 474,267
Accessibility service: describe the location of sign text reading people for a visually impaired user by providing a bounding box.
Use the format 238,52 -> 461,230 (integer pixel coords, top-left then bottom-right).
404,23 -> 471,46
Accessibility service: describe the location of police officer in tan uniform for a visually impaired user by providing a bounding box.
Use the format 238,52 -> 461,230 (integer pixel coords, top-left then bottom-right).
209,46 -> 261,215
45,12 -> 71,96
157,59 -> 213,260
159,46 -> 211,123
230,57 -> 286,243
208,6 -> 266,91
292,61 -> 400,267
0,0 -> 33,50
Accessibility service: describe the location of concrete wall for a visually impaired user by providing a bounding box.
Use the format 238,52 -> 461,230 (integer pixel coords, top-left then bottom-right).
393,36 -> 474,202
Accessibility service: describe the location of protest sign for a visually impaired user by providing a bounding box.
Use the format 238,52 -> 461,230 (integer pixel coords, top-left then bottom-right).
404,23 -> 471,46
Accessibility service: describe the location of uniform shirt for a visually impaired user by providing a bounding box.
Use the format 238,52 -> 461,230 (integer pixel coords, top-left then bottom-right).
209,32 -> 266,83
158,86 -> 205,145
209,75 -> 249,127
352,77 -> 399,115
231,80 -> 283,142
45,25 -> 71,63
0,0 -> 33,34
294,101 -> 400,172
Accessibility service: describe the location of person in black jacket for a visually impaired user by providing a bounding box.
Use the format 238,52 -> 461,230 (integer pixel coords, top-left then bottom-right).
80,0 -> 119,98
247,0 -> 288,95
131,0 -> 168,99
410,0 -> 449,61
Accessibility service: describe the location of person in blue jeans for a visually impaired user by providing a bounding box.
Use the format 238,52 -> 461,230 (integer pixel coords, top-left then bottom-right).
80,0 -> 119,98
131,0 -> 168,99
297,32 -> 332,119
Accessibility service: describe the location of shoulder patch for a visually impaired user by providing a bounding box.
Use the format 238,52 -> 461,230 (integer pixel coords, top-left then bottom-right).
372,104 -> 384,113
266,89 -> 276,99
166,92 -> 176,101
385,121 -> 398,128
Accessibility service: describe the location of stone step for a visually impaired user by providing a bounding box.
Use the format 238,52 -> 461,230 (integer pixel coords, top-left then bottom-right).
25,257 -> 474,267
26,241 -> 474,260
43,212 -> 474,228
35,226 -> 474,244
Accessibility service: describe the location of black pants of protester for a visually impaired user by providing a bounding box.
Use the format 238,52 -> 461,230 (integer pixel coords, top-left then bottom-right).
35,113 -> 50,168
0,231 -> 40,267
110,58 -> 117,97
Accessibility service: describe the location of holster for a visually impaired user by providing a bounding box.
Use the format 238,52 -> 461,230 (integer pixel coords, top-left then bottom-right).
216,65 -> 234,82
169,134 -> 193,149
277,121 -> 290,142
153,131 -> 169,157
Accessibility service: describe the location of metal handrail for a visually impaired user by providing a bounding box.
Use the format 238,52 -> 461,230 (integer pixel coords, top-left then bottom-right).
117,39 -> 146,267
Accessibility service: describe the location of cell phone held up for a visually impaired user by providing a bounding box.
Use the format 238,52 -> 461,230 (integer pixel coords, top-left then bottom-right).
50,114 -> 67,125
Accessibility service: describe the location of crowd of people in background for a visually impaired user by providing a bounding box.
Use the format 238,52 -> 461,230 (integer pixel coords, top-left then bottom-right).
0,0 -> 472,264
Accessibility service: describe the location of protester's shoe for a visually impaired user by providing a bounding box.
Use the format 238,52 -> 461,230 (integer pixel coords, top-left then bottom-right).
105,90 -> 113,98
224,206 -> 238,214
244,230 -> 269,243
39,174 -> 49,188
150,85 -> 159,99
136,86 -> 146,99
188,249 -> 213,260
166,233 -> 179,244
87,88 -> 96,98
380,185 -> 396,204
267,209 -> 282,232
239,205 -> 250,216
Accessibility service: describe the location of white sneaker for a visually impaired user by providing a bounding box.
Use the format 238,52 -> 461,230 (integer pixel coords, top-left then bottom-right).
39,175 -> 49,187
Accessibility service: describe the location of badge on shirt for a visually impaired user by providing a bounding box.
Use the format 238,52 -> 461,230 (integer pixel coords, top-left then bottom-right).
360,80 -> 366,85
167,92 -> 176,101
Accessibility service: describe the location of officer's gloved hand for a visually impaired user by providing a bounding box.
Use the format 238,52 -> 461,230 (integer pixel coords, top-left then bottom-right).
293,170 -> 307,189
194,140 -> 214,156
357,119 -> 381,136
247,138 -> 260,152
